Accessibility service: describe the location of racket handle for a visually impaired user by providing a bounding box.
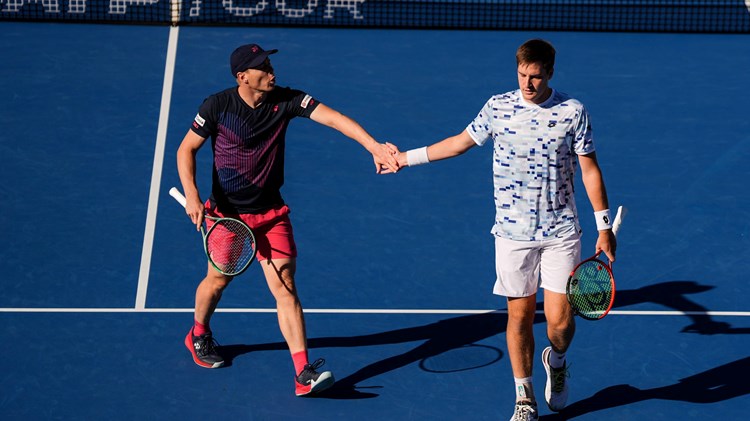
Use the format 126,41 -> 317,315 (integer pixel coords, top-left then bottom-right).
169,187 -> 187,208
612,205 -> 627,237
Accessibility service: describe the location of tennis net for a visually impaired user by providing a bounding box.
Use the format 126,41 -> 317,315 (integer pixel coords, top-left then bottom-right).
2,0 -> 749,33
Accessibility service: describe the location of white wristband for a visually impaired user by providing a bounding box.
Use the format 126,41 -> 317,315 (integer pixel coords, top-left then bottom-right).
594,209 -> 613,231
406,147 -> 430,166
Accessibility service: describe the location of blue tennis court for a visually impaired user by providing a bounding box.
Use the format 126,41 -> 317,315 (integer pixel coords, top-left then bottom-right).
1,12 -> 749,420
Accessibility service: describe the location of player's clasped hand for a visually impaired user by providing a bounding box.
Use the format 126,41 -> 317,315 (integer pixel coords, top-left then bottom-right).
372,142 -> 401,174
377,142 -> 403,174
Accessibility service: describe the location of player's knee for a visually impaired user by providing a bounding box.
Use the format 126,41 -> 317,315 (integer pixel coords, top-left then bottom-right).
270,280 -> 298,301
507,308 -> 536,330
547,314 -> 574,335
204,272 -> 233,290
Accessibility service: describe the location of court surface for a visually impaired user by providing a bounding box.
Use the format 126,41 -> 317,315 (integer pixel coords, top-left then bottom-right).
1,22 -> 749,420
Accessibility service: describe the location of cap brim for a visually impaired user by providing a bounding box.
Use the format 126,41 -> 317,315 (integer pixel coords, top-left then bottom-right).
247,49 -> 278,69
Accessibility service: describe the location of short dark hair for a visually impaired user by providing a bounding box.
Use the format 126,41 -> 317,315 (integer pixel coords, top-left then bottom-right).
516,39 -> 556,73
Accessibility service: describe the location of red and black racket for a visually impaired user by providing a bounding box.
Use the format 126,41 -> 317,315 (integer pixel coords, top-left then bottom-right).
566,206 -> 627,320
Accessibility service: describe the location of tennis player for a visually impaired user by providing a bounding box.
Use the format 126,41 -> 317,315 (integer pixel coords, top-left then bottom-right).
385,39 -> 616,420
176,43 -> 399,396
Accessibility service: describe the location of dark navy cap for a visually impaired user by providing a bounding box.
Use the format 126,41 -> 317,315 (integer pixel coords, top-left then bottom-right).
230,44 -> 278,75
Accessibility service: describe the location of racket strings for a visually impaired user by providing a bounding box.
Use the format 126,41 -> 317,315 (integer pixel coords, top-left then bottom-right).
206,219 -> 256,275
568,260 -> 614,319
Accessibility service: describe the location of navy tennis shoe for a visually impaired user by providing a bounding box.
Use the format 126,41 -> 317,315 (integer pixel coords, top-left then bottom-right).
295,358 -> 334,396
185,328 -> 224,369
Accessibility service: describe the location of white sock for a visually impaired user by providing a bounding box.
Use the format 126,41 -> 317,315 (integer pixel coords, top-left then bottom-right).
514,376 -> 534,402
549,348 -> 566,369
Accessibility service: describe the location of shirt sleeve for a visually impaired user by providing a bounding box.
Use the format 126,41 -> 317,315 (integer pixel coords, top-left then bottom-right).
466,97 -> 493,146
285,89 -> 321,118
190,96 -> 217,139
573,104 -> 595,155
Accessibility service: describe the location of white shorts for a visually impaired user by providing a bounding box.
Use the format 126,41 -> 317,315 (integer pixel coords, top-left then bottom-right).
492,231 -> 581,297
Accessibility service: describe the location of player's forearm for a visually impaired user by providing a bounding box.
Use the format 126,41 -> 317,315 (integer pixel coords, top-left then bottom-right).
579,152 -> 609,212
426,131 -> 476,162
427,138 -> 463,161
582,170 -> 609,212
176,144 -> 201,202
332,112 -> 380,152
312,104 -> 380,151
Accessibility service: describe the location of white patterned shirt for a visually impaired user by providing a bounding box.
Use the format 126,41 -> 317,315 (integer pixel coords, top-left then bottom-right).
466,89 -> 595,241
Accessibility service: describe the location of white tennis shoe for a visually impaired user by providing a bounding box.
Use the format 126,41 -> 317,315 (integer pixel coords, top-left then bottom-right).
542,346 -> 570,411
509,400 -> 538,421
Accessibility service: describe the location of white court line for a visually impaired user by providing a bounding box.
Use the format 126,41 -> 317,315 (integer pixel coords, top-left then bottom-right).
0,308 -> 749,317
135,25 -> 180,310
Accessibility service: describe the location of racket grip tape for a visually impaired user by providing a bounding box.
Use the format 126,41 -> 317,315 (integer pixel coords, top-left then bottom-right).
612,206 -> 627,236
169,187 -> 187,208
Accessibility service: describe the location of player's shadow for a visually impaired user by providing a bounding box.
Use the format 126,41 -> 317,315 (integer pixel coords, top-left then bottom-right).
220,311 -> 512,399
220,280 -> 748,400
538,280 -> 750,418
611,280 -> 750,335
541,356 -> 750,420
311,311 -> 514,399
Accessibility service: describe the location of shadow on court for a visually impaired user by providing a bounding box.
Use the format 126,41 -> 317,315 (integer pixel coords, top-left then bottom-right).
613,281 -> 750,335
541,280 -> 750,419
221,311 -> 510,399
542,356 -> 750,420
217,281 -> 748,403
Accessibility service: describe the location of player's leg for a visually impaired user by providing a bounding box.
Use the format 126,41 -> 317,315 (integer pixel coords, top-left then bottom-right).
253,207 -> 306,354
540,293 -> 574,412
195,266 -> 234,327
493,236 -> 541,420
260,258 -> 334,396
253,206 -> 333,396
539,233 -> 581,411
542,290 -> 575,355
260,257 -> 306,352
506,294 -> 538,383
185,265 -> 233,369
506,296 -> 539,420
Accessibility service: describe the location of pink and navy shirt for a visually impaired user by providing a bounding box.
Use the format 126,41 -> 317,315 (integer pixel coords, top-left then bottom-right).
191,86 -> 320,213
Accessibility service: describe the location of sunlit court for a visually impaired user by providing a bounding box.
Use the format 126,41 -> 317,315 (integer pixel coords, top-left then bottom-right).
2,1 -> 749,419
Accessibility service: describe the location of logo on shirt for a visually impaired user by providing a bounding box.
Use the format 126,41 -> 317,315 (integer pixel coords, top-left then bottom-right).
300,95 -> 313,109
194,113 -> 206,127
548,121 -> 557,128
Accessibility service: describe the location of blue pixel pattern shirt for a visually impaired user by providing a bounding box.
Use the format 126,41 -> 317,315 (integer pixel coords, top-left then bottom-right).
466,89 -> 595,241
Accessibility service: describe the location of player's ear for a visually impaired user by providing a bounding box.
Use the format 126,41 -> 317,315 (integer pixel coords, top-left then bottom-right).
548,67 -> 554,79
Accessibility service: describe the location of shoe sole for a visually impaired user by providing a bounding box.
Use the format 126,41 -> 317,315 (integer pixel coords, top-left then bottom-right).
184,332 -> 224,369
296,371 -> 335,396
542,346 -> 566,412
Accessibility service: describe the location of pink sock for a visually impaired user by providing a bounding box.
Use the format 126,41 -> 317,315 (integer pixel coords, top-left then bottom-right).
193,320 -> 209,336
292,350 -> 308,375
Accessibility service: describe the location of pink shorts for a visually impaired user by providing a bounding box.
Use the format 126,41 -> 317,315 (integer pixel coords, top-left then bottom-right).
205,202 -> 297,262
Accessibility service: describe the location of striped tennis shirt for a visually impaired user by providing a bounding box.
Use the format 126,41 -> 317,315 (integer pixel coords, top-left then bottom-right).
191,86 -> 319,213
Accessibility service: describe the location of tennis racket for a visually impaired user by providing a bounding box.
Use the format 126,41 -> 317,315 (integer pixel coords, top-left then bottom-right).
169,187 -> 256,276
566,205 -> 627,320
